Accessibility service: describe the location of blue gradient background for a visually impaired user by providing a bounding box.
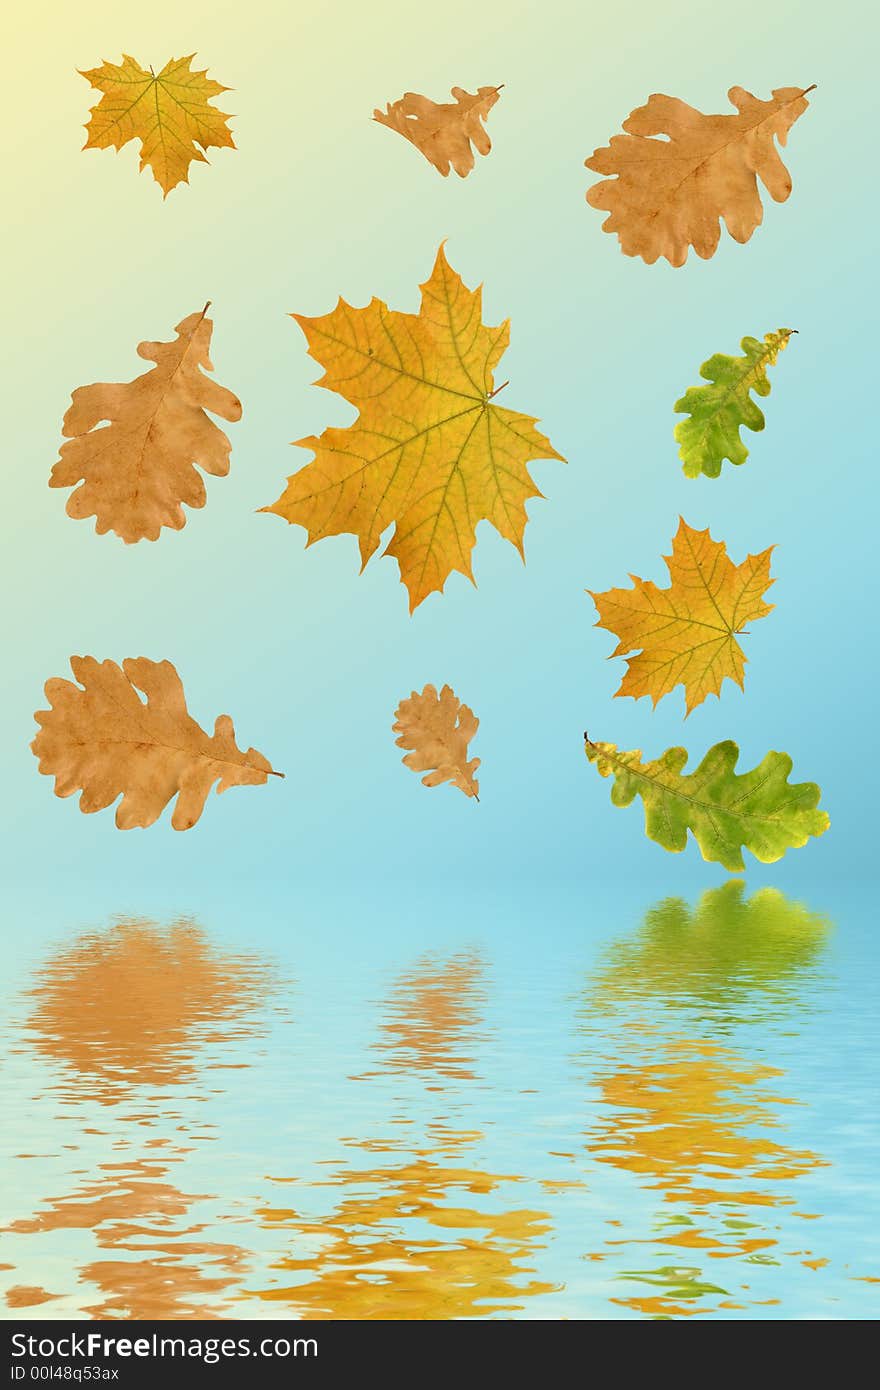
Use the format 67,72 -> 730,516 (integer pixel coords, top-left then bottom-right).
1,0 -> 878,1321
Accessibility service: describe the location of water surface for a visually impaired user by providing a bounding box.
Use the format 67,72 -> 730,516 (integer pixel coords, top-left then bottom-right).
2,883 -> 878,1320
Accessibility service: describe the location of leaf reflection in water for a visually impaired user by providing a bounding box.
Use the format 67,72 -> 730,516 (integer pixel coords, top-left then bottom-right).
252,950 -> 558,1319
578,883 -> 832,1318
5,918 -> 277,1318
588,882 -> 830,1026
22,918 -> 276,1101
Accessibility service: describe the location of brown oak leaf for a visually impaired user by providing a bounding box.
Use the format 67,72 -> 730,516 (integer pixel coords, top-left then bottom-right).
585,84 -> 815,265
32,657 -> 280,831
50,305 -> 241,543
393,684 -> 480,799
373,85 -> 502,177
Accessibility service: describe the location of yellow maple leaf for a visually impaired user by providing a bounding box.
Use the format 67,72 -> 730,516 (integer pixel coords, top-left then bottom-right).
588,519 -> 774,714
262,244 -> 564,612
585,84 -> 814,266
32,657 -> 281,830
50,305 -> 241,543
393,684 -> 480,799
80,54 -> 235,195
373,85 -> 502,177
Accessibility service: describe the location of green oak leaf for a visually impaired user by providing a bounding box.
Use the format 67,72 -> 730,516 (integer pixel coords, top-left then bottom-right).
674,329 -> 794,479
583,734 -> 828,871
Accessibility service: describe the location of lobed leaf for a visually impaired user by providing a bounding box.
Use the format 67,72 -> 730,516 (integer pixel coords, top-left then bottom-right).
374,85 -> 502,177
50,306 -> 241,542
585,85 -> 814,266
674,330 -> 794,478
32,658 -> 279,831
393,684 -> 480,798
584,734 -> 828,871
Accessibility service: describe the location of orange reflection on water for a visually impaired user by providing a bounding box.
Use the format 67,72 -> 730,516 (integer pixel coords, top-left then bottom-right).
7,1153 -> 249,1320
590,1038 -> 822,1205
5,919 -> 275,1318
23,918 -> 275,1103
254,1130 -> 555,1319
360,950 -> 487,1082
5,1286 -> 58,1308
253,949 -> 556,1319
585,1038 -> 828,1317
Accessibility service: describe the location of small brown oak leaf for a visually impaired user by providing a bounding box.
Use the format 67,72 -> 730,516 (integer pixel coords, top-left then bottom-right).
393,684 -> 480,799
374,85 -> 502,177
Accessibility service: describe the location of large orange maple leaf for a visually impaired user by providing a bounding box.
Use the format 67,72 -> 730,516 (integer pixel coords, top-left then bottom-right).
589,519 -> 775,714
262,245 -> 565,612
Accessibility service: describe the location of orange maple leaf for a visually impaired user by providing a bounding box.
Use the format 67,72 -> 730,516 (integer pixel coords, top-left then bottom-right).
589,519 -> 774,714
262,244 -> 564,613
80,54 -> 235,195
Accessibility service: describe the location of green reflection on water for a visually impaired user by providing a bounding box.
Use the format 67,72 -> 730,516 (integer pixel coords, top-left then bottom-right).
588,881 -> 831,1024
578,882 -> 833,1318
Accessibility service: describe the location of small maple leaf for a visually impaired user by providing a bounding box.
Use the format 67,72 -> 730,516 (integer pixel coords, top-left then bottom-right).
373,85 -> 502,177
49,305 -> 241,543
393,684 -> 480,799
674,330 -> 795,479
32,658 -> 281,831
585,85 -> 814,266
262,244 -> 564,612
583,734 -> 829,871
80,54 -> 235,195
589,519 -> 774,715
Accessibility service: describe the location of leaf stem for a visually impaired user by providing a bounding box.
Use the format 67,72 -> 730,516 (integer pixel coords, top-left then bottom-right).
488,380 -> 509,399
